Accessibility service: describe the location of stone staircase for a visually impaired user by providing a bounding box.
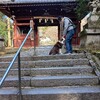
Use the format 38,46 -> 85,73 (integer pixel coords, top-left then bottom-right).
0,51 -> 100,100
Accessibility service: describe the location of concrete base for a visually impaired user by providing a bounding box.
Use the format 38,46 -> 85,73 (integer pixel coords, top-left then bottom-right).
80,29 -> 100,49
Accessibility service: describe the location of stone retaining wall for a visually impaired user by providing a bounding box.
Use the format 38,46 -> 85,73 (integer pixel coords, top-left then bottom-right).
0,38 -> 5,51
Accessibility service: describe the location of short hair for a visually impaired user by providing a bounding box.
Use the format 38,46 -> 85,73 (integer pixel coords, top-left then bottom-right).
58,16 -> 63,21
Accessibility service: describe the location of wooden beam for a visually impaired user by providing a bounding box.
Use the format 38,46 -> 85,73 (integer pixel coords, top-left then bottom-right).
16,23 -> 30,26
16,16 -> 58,20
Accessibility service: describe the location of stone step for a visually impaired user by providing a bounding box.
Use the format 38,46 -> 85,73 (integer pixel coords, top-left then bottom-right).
0,86 -> 100,100
31,53 -> 86,61
0,66 -> 93,77
32,58 -> 89,67
1,75 -> 99,87
0,59 -> 89,68
0,53 -> 86,62
31,66 -> 93,76
0,68 -> 31,77
31,75 -> 99,87
0,56 -> 33,62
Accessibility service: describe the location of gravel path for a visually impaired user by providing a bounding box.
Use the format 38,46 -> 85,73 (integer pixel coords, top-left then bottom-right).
20,46 -> 53,57
1,46 -> 53,57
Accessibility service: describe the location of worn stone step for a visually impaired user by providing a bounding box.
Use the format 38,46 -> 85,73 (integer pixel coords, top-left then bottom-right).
31,53 -> 86,61
31,66 -> 93,76
33,58 -> 89,67
0,53 -> 86,62
31,75 -> 99,87
0,59 -> 89,68
0,66 -> 93,77
0,86 -> 100,100
0,56 -> 33,62
1,75 -> 99,87
0,68 -> 31,77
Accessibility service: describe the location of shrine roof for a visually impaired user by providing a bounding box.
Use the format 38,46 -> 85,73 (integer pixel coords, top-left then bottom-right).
0,0 -> 76,4
0,0 -> 78,19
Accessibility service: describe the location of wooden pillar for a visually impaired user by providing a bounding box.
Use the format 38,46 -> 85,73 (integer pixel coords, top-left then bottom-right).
58,24 -> 60,40
77,21 -> 81,45
34,24 -> 39,46
58,19 -> 63,40
13,19 -> 17,47
7,17 -> 12,47
30,18 -> 35,46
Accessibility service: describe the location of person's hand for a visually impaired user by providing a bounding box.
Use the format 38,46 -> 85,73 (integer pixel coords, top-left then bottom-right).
62,35 -> 66,39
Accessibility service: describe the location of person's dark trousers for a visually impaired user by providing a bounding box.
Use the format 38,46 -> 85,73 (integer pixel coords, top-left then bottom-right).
65,29 -> 75,53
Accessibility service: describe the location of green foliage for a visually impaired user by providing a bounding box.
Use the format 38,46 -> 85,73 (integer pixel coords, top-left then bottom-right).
0,12 -> 8,46
0,19 -> 7,36
75,0 -> 90,20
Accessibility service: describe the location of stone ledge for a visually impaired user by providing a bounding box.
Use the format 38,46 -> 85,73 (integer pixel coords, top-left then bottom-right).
86,29 -> 100,35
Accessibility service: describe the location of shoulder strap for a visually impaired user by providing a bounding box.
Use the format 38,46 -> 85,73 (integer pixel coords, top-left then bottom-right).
67,18 -> 76,28
67,18 -> 74,25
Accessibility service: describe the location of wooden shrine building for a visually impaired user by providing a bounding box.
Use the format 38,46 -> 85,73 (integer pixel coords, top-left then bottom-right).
0,0 -> 80,47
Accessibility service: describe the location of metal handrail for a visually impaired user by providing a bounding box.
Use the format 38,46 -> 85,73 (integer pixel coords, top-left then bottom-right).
0,28 -> 33,100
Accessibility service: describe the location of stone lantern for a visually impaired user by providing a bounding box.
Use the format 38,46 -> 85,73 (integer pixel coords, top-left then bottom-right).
85,0 -> 100,49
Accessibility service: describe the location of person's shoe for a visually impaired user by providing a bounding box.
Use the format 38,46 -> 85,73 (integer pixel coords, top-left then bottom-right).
64,52 -> 67,54
66,53 -> 71,55
64,52 -> 72,55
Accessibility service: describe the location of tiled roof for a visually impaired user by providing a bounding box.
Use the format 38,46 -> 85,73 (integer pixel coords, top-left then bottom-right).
0,0 -> 76,4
